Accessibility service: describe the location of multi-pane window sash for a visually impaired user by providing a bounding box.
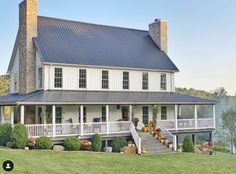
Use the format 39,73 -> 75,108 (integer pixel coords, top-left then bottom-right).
79,69 -> 87,88
102,70 -> 109,89
54,68 -> 62,88
161,106 -> 167,120
123,71 -> 129,89
102,106 -> 106,122
143,106 -> 149,124
161,73 -> 167,90
142,72 -> 149,90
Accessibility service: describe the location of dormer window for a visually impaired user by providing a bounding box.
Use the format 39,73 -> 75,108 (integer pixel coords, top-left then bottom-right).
160,73 -> 166,90
54,68 -> 63,88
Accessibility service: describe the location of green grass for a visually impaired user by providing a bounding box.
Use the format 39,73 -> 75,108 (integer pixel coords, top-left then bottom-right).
0,148 -> 235,174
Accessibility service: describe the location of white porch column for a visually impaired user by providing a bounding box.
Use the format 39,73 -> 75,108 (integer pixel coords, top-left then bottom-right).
173,135 -> 177,151
129,105 -> 132,121
194,105 -> 198,129
52,105 -> 56,138
20,105 -> 25,124
80,105 -> 84,136
174,105 -> 178,130
213,105 -> 216,129
106,105 -> 109,134
10,106 -> 14,125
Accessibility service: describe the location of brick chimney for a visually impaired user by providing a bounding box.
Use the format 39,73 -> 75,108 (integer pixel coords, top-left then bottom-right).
149,19 -> 168,54
18,0 -> 37,94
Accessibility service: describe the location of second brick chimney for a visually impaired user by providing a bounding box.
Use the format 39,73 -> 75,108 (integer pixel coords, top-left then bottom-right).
149,19 -> 168,54
18,0 -> 37,94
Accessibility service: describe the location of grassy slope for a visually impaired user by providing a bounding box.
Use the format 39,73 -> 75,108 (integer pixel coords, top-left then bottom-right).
0,148 -> 235,174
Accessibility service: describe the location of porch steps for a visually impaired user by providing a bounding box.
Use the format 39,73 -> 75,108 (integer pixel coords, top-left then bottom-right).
138,132 -> 172,154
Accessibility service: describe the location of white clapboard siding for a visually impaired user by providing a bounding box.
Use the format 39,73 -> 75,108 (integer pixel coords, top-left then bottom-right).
44,64 -> 175,92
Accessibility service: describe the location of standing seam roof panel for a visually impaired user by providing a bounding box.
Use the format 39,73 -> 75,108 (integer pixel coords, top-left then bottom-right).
35,16 -> 179,71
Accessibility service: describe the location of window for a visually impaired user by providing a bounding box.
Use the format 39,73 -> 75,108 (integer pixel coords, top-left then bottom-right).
79,69 -> 87,88
123,71 -> 129,89
56,107 -> 62,123
79,107 -> 87,123
142,106 -> 149,124
101,106 -> 106,122
14,73 -> 18,92
161,106 -> 167,120
54,68 -> 62,88
142,72 -> 149,90
160,73 -> 166,90
38,67 -> 42,89
102,70 -> 109,89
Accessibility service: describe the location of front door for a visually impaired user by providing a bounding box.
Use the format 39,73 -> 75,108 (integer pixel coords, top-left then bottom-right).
122,106 -> 129,121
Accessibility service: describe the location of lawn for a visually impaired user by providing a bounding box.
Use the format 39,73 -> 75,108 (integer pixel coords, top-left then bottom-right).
0,148 -> 235,174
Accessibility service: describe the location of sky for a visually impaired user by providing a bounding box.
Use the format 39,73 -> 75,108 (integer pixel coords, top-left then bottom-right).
0,0 -> 236,95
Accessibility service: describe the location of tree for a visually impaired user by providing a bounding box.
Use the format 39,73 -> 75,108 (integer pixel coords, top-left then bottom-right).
213,87 -> 227,97
0,75 -> 10,96
175,87 -> 215,99
221,108 -> 236,154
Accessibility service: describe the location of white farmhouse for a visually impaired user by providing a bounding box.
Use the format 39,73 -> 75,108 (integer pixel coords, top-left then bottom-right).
0,0 -> 216,153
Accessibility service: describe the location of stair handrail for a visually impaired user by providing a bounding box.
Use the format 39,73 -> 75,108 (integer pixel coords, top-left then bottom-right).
130,122 -> 141,154
157,121 -> 176,151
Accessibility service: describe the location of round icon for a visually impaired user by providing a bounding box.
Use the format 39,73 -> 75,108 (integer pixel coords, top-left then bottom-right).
2,160 -> 14,172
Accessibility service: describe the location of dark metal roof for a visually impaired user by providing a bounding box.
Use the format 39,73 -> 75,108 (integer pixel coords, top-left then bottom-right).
0,91 -> 42,105
0,90 -> 216,105
34,16 -> 179,71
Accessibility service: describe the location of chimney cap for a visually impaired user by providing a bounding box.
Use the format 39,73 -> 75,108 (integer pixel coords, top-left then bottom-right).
154,18 -> 161,22
153,18 -> 168,23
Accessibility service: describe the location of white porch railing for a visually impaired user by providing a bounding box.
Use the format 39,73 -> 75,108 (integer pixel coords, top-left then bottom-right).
26,121 -> 132,138
130,122 -> 141,154
159,118 -> 214,131
158,120 -> 175,130
197,118 -> 214,129
109,121 -> 130,133
177,119 -> 195,130
157,121 -> 176,151
26,124 -> 53,137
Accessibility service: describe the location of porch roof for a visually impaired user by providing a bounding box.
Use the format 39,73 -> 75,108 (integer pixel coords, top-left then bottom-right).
0,90 -> 217,105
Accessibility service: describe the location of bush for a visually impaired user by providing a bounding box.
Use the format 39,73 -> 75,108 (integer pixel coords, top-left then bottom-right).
214,144 -> 230,153
36,136 -> 53,150
10,123 -> 28,149
183,135 -> 194,152
111,137 -> 128,152
0,123 -> 12,146
91,134 -> 102,152
64,137 -> 81,151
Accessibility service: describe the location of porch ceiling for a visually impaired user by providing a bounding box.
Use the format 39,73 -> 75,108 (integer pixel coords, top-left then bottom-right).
0,90 -> 217,105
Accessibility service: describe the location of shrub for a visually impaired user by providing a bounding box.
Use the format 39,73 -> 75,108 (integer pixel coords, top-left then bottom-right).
0,123 -> 12,146
91,134 -> 102,152
183,135 -> 194,152
64,137 -> 81,151
10,123 -> 28,149
35,136 -> 53,150
111,137 -> 128,152
214,144 -> 230,153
